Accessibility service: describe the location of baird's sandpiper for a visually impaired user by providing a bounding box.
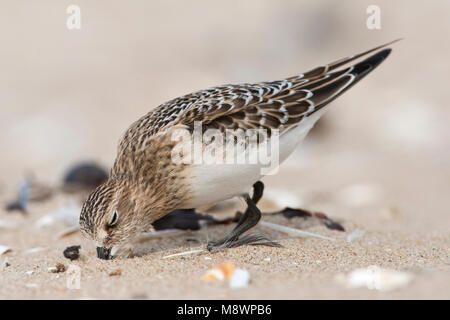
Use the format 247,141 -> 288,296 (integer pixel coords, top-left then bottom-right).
80,40 -> 399,259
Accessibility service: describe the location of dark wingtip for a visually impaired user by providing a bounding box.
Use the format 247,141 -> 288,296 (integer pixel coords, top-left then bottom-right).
306,46 -> 395,116
326,39 -> 399,72
352,48 -> 392,76
372,47 -> 391,63
373,48 -> 392,61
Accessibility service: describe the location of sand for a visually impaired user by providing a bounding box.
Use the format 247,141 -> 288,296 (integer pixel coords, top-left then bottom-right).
1,1 -> 449,299
0,163 -> 449,299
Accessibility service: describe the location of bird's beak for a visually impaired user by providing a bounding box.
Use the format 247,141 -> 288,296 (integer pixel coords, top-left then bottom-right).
96,247 -> 112,260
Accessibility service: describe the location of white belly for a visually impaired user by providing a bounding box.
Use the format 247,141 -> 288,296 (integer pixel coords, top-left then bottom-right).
182,110 -> 326,208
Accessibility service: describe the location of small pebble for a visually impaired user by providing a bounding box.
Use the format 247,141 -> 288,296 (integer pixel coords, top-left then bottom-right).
48,263 -> 66,273
109,269 -> 122,276
63,245 -> 81,260
2,258 -> 11,268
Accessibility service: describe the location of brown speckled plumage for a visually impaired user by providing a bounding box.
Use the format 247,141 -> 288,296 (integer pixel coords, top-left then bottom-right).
80,40 -> 398,258
80,132 -> 191,249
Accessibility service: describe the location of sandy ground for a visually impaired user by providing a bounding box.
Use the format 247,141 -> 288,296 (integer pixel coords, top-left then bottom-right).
1,1 -> 449,299
0,184 -> 449,299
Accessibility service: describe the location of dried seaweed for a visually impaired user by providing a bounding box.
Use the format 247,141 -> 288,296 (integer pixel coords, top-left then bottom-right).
155,206 -> 344,236
62,162 -> 108,192
5,180 -> 30,213
5,178 -> 53,213
269,207 -> 345,231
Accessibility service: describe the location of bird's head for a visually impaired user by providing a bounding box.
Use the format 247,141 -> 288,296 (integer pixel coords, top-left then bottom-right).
79,179 -> 151,260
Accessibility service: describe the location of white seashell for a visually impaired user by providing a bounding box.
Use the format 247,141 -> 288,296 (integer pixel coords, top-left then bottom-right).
258,188 -> 303,211
25,247 -> 48,254
335,265 -> 412,291
36,201 -> 81,228
229,269 -> 250,289
336,183 -> 383,207
56,226 -> 80,239
35,215 -> 56,228
55,202 -> 81,227
0,245 -> 12,255
346,229 -> 366,242
203,268 -> 225,282
0,220 -> 17,229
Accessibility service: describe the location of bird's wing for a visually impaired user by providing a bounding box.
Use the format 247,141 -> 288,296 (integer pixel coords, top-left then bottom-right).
177,40 -> 398,134
119,40 -> 398,151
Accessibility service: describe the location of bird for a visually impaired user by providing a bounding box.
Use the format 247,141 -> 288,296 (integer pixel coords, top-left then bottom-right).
80,40 -> 399,259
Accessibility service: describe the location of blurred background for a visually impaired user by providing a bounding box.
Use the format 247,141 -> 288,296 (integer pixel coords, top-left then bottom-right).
0,1 -> 449,299
1,0 -> 449,228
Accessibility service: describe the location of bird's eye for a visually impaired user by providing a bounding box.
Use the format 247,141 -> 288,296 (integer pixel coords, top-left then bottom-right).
107,211 -> 119,227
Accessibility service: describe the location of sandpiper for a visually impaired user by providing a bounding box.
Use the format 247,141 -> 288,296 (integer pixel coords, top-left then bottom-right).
80,40 -> 398,259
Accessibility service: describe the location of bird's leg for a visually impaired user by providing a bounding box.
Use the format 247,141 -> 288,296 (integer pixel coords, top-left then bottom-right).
250,180 -> 264,205
207,181 -> 280,251
230,180 -> 263,227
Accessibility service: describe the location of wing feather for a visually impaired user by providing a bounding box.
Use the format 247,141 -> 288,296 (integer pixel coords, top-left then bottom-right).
119,40 -> 398,153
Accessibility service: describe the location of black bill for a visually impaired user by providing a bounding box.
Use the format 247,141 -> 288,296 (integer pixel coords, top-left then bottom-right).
97,247 -> 112,260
